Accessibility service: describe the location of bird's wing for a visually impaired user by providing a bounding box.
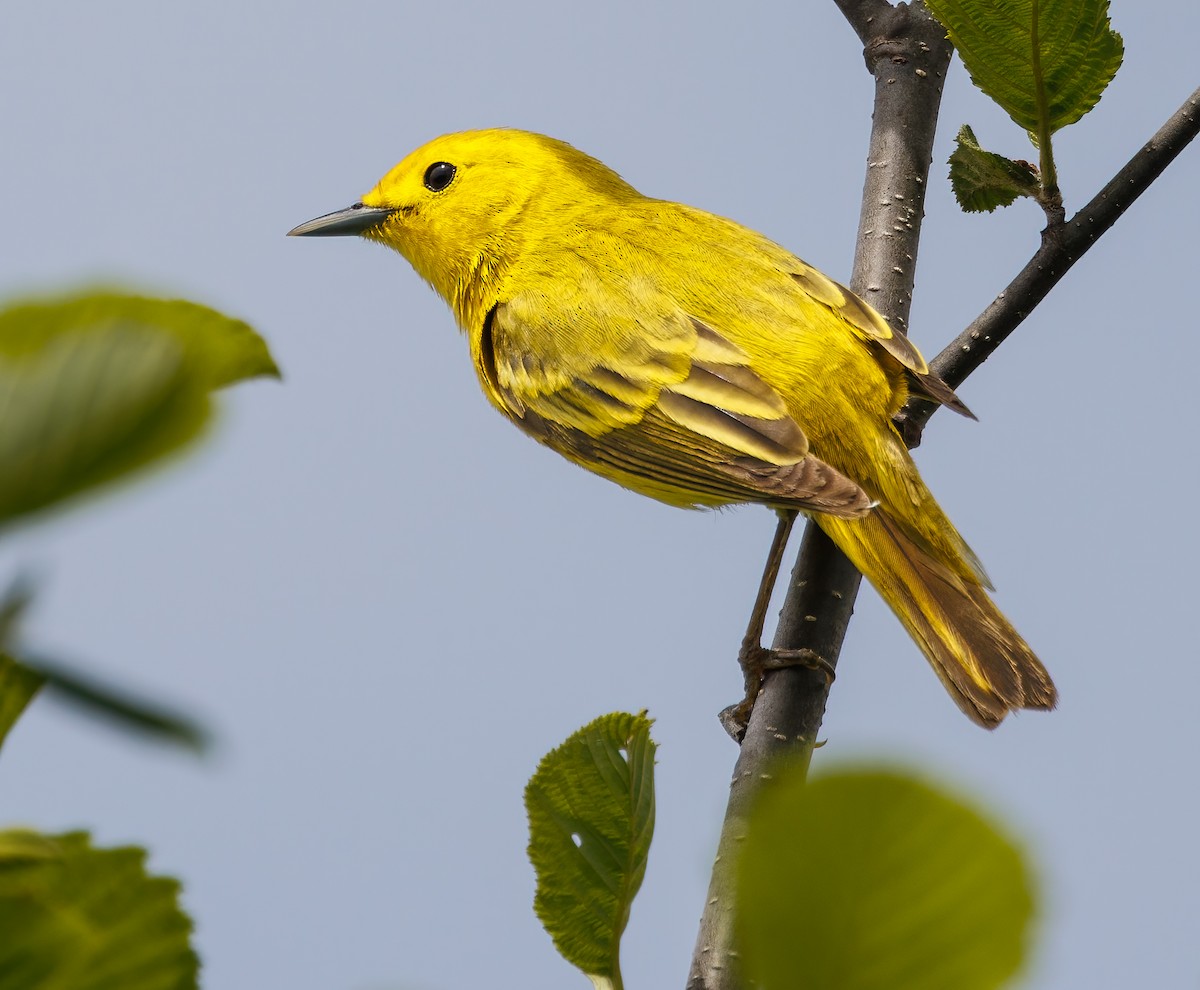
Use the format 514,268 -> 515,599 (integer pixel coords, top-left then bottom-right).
790,262 -> 975,418
481,291 -> 871,516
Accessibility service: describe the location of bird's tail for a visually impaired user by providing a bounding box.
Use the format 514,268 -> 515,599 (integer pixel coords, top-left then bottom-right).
818,509 -> 1057,727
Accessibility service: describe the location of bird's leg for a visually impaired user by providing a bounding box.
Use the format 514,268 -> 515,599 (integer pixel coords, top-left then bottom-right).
737,509 -> 797,698
731,509 -> 836,729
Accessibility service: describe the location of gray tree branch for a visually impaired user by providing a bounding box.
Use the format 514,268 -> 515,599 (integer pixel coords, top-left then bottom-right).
833,0 -> 896,46
686,4 -> 953,987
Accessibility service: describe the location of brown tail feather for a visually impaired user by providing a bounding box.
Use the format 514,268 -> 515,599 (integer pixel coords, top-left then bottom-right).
819,509 -> 1057,727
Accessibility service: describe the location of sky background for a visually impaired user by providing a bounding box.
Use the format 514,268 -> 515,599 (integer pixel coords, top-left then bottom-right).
1,2 -> 1197,988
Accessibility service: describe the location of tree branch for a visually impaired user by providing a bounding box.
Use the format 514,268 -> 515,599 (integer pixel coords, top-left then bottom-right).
900,81 -> 1200,440
686,5 -> 953,987
833,0 -> 897,47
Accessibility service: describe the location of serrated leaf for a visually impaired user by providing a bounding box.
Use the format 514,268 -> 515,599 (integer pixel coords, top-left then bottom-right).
0,292 -> 277,529
735,765 -> 1034,990
0,653 -> 43,752
949,125 -> 1041,212
925,0 -> 1123,134
0,830 -> 198,990
21,653 -> 210,754
525,712 -> 656,986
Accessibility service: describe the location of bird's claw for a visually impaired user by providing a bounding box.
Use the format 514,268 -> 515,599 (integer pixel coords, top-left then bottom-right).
739,641 -> 836,685
722,641 -> 836,741
755,646 -> 836,681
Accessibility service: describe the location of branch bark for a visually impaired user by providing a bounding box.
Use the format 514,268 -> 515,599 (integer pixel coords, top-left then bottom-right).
686,5 -> 953,987
833,0 -> 896,46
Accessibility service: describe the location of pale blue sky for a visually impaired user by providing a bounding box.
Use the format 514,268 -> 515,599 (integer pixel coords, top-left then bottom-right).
1,2 -> 1198,987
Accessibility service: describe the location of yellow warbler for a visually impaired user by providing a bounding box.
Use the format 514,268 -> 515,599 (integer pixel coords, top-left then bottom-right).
290,129 -> 1056,727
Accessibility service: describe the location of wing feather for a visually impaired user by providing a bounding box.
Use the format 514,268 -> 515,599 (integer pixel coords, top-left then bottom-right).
790,265 -> 975,419
483,299 -> 871,515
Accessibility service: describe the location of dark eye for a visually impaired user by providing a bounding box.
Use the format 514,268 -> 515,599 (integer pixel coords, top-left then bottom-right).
423,161 -> 456,192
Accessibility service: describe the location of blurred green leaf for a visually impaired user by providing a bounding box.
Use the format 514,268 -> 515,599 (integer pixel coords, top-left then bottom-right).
0,292 -> 278,530
526,712 -> 656,989
0,829 -> 59,862
0,292 -> 279,388
925,0 -> 1122,136
0,653 -> 43,752
736,765 -> 1034,990
949,125 -> 1041,212
21,653 -> 210,754
0,327 -> 206,527
0,830 -> 198,990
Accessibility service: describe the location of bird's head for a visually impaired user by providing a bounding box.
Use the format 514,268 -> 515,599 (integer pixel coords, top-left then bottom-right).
289,129 -> 636,322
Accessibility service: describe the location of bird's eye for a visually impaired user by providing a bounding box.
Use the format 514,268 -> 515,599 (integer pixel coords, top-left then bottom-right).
423,162 -> 457,192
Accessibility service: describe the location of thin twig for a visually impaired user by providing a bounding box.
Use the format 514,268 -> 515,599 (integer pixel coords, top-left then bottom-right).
901,81 -> 1200,439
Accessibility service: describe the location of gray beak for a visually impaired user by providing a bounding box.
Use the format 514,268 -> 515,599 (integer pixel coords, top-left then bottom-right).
288,203 -> 394,237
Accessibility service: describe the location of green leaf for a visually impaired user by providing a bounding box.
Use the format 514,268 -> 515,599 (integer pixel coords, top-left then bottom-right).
0,653 -> 43,752
0,292 -> 278,529
0,829 -> 59,862
0,327 -> 207,527
949,125 -> 1041,212
525,712 -> 656,988
0,830 -> 198,990
925,0 -> 1123,134
21,654 -> 210,754
735,765 -> 1035,990
0,292 -> 279,388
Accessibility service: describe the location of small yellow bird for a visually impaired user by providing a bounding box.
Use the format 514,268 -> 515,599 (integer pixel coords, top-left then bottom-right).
290,129 -> 1056,727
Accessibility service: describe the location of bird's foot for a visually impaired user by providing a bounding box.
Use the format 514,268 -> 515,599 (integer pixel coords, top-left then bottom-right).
720,641 -> 836,741
751,646 -> 837,679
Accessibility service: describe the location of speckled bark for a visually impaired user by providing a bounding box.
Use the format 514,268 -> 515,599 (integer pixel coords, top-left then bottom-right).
687,6 -> 953,988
